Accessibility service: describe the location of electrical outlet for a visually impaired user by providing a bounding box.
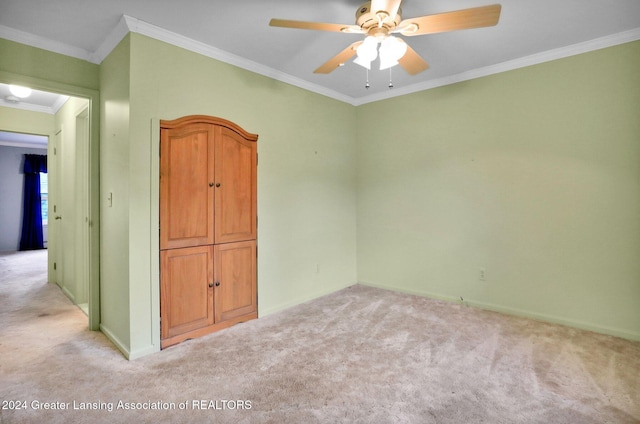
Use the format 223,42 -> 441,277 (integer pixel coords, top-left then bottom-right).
479,268 -> 486,281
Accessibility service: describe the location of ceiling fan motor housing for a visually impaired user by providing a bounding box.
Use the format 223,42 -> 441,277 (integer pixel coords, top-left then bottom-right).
356,2 -> 402,35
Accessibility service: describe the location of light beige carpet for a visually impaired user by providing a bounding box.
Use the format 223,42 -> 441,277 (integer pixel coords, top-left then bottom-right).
1,250 -> 639,423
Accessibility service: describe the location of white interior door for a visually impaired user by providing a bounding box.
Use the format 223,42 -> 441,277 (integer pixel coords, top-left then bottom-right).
75,108 -> 89,310
52,128 -> 65,289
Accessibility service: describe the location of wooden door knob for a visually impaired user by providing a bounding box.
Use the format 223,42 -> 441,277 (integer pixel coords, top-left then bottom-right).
215,282 -> 221,287
208,282 -> 214,288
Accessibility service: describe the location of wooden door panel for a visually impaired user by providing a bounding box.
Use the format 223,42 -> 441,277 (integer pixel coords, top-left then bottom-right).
160,124 -> 215,249
161,246 -> 214,339
214,241 -> 257,323
214,128 -> 257,244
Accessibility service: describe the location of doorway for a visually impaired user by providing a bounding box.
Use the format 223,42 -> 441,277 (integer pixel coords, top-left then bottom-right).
0,78 -> 100,330
0,105 -> 88,320
0,131 -> 49,252
49,99 -> 91,314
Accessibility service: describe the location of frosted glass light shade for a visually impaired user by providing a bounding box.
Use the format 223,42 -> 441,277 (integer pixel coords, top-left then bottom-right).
379,36 -> 407,70
354,36 -> 379,70
9,85 -> 32,98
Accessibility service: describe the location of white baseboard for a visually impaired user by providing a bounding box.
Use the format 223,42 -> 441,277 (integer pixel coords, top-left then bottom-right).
61,285 -> 76,304
466,298 -> 640,342
128,344 -> 160,360
259,281 -> 355,317
358,281 -> 640,342
100,323 -> 131,359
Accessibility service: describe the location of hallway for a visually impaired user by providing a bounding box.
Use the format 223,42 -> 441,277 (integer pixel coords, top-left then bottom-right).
0,250 -> 105,364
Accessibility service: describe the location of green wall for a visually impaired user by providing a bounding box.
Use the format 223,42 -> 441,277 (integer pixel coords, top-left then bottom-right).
356,41 -> 640,340
0,38 -> 99,90
0,106 -> 54,136
104,34 -> 358,357
3,34 -> 638,360
53,97 -> 90,308
99,35 -> 132,352
0,38 -> 102,331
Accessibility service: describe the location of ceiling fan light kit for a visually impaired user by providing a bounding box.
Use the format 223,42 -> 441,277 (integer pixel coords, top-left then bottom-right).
353,36 -> 378,70
379,36 -> 408,70
270,0 -> 501,84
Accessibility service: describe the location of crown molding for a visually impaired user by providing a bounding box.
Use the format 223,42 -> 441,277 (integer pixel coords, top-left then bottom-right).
106,19 -> 640,106
353,27 -> 640,106
0,94 -> 69,114
0,24 -> 95,63
2,16 -> 638,106
51,95 -> 71,113
120,16 -> 355,105
91,16 -> 131,64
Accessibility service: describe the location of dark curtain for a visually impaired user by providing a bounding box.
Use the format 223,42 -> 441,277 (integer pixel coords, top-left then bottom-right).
19,154 -> 48,251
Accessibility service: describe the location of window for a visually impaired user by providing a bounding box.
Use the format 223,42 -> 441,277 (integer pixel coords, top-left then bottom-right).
40,173 -> 48,225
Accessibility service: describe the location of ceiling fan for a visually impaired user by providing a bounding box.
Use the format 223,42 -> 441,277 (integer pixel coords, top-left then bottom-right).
270,0 -> 501,75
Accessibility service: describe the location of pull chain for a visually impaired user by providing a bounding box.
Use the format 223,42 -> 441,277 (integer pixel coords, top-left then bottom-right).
365,69 -> 370,89
388,67 -> 394,89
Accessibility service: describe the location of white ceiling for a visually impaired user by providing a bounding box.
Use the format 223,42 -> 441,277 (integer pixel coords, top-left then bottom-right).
0,82 -> 69,114
0,130 -> 48,149
0,82 -> 67,147
0,0 -> 639,105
